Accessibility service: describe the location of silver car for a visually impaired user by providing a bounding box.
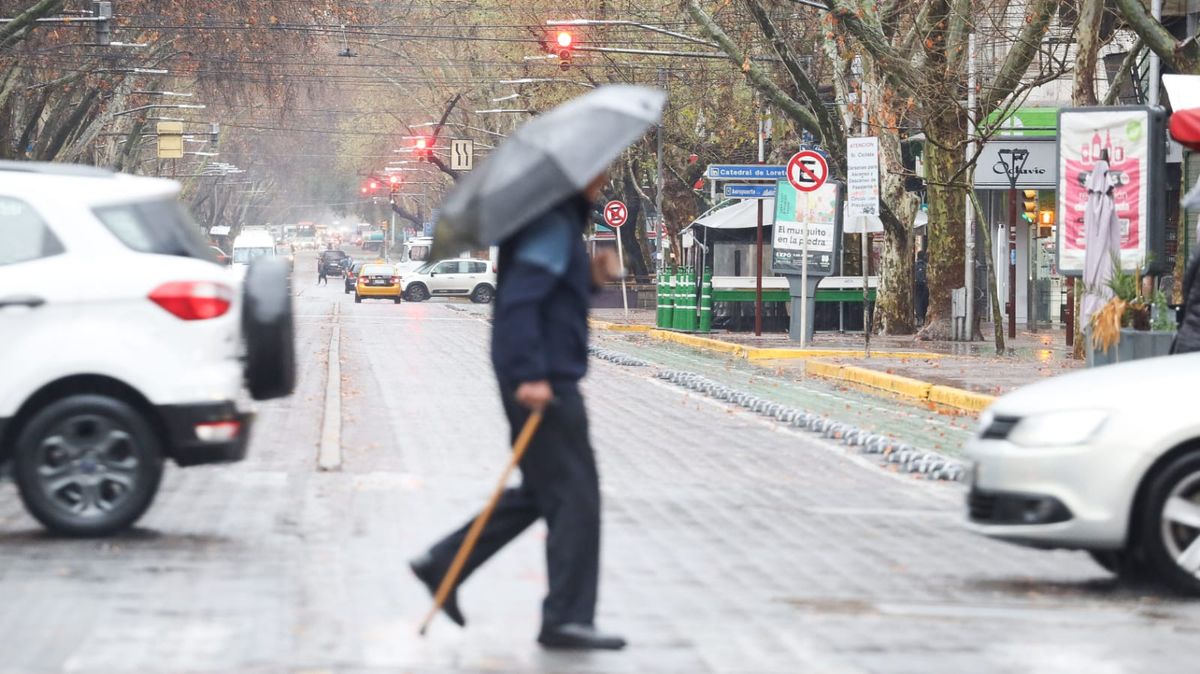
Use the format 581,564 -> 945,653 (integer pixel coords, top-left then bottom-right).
965,352 -> 1200,593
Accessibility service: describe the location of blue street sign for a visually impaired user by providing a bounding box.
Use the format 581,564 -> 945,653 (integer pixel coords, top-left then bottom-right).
422,221 -> 434,237
706,164 -> 787,180
723,183 -> 777,199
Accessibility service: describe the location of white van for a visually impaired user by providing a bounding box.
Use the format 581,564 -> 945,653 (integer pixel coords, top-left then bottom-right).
231,228 -> 277,276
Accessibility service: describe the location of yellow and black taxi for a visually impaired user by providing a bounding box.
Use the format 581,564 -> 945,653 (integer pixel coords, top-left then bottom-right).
354,262 -> 402,304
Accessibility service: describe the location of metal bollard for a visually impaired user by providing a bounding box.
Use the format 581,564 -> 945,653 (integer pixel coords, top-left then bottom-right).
698,267 -> 713,333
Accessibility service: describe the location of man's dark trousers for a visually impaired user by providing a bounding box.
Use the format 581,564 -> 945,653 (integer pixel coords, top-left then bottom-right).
425,382 -> 600,628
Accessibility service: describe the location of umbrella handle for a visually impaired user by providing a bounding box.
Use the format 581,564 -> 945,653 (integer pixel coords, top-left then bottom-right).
418,409 -> 544,636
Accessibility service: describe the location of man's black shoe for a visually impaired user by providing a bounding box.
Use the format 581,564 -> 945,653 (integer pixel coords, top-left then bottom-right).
537,624 -> 626,650
409,554 -> 466,628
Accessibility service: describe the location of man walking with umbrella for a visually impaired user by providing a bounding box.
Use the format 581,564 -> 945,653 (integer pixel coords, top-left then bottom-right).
409,85 -> 664,650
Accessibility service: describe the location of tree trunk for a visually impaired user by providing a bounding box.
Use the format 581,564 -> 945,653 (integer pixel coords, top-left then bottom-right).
917,114 -> 967,339
1072,0 -> 1105,106
620,167 -> 649,280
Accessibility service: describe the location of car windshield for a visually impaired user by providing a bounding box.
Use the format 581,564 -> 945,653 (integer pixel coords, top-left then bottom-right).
233,247 -> 275,264
321,250 -> 347,260
361,265 -> 393,276
413,261 -> 436,274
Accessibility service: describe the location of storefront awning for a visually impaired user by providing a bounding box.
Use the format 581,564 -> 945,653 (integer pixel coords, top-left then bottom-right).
684,197 -> 776,232
984,107 -> 1058,137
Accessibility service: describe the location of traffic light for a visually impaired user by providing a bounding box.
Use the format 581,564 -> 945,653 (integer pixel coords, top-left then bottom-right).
1037,208 -> 1055,239
92,1 -> 112,46
388,175 -> 401,194
555,30 -> 573,71
413,136 -> 432,162
1022,190 -> 1038,224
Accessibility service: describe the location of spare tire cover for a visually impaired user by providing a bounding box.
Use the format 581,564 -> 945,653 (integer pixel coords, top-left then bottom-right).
243,258 -> 296,400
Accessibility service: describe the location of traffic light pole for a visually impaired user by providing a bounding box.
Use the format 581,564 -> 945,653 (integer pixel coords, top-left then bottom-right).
655,67 -> 665,274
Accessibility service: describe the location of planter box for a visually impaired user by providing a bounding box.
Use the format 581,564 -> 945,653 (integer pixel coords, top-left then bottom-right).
1087,328 -> 1174,367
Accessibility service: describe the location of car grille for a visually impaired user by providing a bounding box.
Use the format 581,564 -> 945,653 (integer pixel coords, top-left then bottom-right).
967,489 -> 997,522
980,415 -> 1020,440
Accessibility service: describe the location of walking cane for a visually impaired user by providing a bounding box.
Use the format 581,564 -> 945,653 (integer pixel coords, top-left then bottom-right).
418,409 -> 544,636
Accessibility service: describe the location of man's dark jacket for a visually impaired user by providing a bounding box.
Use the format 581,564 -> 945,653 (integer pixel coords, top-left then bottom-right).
491,195 -> 592,387
1175,252 -> 1200,354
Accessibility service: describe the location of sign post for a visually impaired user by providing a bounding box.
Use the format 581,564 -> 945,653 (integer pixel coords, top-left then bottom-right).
604,200 -> 630,319
786,150 -> 830,347
847,137 -> 880,356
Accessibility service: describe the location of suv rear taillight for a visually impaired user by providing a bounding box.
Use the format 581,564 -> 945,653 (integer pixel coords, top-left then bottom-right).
149,281 -> 233,320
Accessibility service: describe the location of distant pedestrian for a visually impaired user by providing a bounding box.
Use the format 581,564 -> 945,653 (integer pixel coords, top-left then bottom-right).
915,250 -> 929,325
317,260 -> 327,286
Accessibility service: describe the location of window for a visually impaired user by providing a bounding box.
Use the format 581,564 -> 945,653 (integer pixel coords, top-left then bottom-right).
469,261 -> 488,274
233,247 -> 275,264
0,197 -> 63,266
408,244 -> 431,262
433,261 -> 458,274
93,199 -> 211,260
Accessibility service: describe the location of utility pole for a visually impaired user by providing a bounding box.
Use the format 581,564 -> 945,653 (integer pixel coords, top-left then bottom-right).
655,67 -> 666,274
964,33 -> 977,340
998,149 -> 1028,340
754,99 -> 765,337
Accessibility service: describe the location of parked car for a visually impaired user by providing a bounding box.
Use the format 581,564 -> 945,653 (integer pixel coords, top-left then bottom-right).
966,353 -> 1200,593
402,258 -> 495,304
0,161 -> 295,536
344,261 -> 362,294
355,263 -> 402,304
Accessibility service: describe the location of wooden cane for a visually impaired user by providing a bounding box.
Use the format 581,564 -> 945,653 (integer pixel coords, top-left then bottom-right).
418,409 -> 544,636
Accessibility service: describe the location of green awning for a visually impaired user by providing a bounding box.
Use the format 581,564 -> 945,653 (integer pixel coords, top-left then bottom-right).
984,107 -> 1057,137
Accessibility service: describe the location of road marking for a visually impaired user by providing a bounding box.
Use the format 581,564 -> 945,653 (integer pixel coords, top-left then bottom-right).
318,304 -> 342,471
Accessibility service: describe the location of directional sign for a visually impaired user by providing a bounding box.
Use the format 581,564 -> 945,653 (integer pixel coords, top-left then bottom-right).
603,200 -> 628,228
450,139 -> 474,171
723,183 -> 777,200
706,164 -> 786,181
787,150 -> 829,193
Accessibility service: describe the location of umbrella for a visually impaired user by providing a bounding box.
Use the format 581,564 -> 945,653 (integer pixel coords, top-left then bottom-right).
1081,158 -> 1121,327
433,85 -> 666,258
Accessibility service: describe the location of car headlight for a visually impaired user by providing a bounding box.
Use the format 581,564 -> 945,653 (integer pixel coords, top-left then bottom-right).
1007,409 -> 1109,447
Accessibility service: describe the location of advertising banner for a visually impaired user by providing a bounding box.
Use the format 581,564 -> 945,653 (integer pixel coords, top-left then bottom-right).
1057,106 -> 1165,275
771,180 -> 841,276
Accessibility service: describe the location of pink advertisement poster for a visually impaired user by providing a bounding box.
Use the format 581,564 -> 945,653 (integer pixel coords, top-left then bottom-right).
1057,109 -> 1149,274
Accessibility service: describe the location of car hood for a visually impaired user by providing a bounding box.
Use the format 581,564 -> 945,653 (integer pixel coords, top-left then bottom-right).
990,352 -> 1200,417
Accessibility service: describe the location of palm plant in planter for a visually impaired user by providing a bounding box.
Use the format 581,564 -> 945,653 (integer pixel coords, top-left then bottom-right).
1088,258 -> 1175,366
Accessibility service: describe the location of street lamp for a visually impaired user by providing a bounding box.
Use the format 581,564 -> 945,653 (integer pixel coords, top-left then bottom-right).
133,91 -> 194,98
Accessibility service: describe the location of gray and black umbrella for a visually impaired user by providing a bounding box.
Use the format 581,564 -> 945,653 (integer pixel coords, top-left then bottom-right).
1081,158 -> 1121,327
433,85 -> 665,258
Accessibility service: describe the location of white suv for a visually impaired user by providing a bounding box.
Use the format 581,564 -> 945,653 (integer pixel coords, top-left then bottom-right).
0,162 -> 294,536
402,258 -> 496,304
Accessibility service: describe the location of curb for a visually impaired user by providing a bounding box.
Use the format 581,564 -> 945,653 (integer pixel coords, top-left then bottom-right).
595,323 -> 996,415
803,361 -> 995,414
589,319 -> 653,333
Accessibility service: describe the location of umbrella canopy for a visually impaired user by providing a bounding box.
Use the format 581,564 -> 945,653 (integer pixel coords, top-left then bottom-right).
1081,159 -> 1121,327
433,85 -> 665,258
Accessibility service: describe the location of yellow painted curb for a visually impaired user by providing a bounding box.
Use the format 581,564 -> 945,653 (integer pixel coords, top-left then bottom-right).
745,348 -> 943,362
929,385 -> 995,413
804,360 -> 994,414
648,329 -> 747,357
590,320 -> 652,333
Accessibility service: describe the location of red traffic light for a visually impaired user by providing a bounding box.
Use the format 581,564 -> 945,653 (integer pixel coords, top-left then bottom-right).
361,186 -> 368,194
414,137 -> 428,150
556,31 -> 573,49
368,180 -> 379,190
389,175 -> 400,185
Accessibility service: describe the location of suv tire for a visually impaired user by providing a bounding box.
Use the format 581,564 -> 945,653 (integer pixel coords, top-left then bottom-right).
407,283 -> 429,302
243,258 -> 296,401
470,284 -> 495,304
13,394 -> 164,537
1138,450 -> 1200,595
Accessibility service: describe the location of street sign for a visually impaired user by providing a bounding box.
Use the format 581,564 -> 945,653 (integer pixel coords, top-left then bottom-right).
603,200 -> 628,228
450,139 -> 474,171
846,137 -> 880,217
786,150 -> 828,193
771,180 -> 841,277
156,121 -> 183,159
706,164 -> 786,180
723,183 -> 777,199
